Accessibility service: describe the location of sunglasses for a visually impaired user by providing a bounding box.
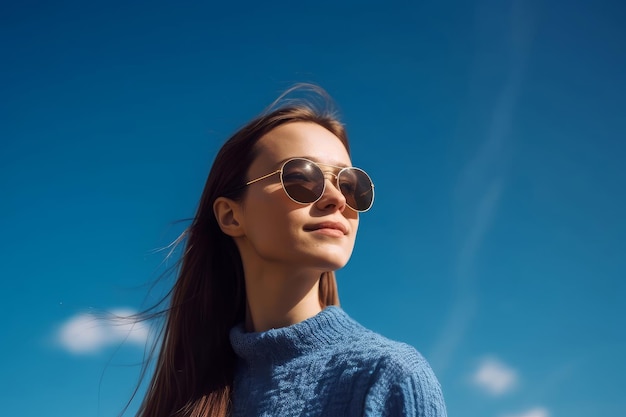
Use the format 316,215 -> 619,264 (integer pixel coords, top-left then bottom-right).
245,157 -> 375,212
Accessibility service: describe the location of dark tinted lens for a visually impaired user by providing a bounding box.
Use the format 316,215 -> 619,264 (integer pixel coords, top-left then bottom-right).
338,168 -> 374,211
281,159 -> 325,203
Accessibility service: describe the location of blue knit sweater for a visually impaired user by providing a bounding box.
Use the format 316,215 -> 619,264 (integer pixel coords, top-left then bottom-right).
229,306 -> 447,416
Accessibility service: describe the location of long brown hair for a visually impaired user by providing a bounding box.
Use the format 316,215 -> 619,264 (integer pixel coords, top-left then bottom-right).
135,87 -> 350,417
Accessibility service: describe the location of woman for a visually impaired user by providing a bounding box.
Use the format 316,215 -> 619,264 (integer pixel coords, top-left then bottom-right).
136,86 -> 446,417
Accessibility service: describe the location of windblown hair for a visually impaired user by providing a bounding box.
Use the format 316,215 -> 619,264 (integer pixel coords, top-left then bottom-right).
135,86 -> 350,417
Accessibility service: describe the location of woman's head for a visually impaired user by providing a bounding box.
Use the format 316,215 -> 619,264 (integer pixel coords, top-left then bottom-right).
136,86 -> 355,417
214,121 -> 362,278
194,101 -> 353,302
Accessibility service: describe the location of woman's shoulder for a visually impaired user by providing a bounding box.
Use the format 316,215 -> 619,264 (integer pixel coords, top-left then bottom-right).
327,307 -> 433,376
331,309 -> 446,416
343,320 -> 430,376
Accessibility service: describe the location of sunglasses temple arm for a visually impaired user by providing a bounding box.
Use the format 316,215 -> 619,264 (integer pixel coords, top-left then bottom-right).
246,169 -> 282,186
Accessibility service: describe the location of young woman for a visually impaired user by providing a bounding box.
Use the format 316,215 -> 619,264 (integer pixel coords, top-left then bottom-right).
135,86 -> 446,417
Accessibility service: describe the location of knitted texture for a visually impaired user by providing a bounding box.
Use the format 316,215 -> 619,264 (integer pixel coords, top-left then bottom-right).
229,306 -> 447,416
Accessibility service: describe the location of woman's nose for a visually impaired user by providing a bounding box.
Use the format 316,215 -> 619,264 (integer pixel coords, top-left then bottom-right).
315,175 -> 347,212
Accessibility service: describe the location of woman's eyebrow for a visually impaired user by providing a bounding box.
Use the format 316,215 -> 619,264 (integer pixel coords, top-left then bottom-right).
275,156 -> 350,168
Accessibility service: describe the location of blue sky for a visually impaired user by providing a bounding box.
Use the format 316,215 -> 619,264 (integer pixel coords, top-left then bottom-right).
1,1 -> 625,416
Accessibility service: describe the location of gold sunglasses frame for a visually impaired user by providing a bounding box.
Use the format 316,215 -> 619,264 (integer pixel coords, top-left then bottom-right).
245,157 -> 375,212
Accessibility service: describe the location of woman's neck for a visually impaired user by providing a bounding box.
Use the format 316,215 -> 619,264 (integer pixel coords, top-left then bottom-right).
243,266 -> 323,332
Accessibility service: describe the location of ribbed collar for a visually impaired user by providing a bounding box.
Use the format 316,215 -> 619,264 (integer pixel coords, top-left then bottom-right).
229,306 -> 360,364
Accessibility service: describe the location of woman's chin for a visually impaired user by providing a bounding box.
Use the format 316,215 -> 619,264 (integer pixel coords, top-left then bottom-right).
308,252 -> 353,272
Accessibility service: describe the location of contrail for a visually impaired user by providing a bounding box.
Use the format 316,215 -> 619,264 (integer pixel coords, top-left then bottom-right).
430,0 -> 534,374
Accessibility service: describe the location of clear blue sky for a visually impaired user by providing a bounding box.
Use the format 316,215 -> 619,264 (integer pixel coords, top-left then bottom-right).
1,1 -> 624,416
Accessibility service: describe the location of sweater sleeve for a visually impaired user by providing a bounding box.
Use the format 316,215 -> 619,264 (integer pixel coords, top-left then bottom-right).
363,346 -> 447,417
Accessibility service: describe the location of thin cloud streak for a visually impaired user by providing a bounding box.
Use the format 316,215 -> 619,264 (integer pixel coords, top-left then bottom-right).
430,0 -> 533,373
56,308 -> 149,354
455,177 -> 505,281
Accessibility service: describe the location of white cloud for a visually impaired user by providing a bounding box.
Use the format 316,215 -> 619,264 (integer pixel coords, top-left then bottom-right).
501,407 -> 550,417
57,308 -> 149,354
472,357 -> 518,395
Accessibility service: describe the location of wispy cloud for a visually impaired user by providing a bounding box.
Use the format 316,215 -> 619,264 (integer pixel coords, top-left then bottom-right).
56,308 -> 149,354
501,407 -> 550,417
472,357 -> 518,395
430,0 -> 534,373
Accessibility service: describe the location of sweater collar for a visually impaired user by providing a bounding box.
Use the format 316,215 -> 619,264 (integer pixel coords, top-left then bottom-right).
229,306 -> 359,363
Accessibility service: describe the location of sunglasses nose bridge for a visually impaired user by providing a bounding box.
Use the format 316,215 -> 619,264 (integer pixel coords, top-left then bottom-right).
317,171 -> 348,208
321,170 -> 338,182
321,171 -> 344,194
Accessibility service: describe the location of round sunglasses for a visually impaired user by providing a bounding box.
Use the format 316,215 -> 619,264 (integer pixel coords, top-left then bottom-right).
245,158 -> 375,212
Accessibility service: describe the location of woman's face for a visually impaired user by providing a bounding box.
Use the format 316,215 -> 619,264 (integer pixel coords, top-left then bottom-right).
235,121 -> 359,274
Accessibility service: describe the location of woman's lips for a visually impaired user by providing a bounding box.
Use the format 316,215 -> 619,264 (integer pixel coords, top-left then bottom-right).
304,221 -> 348,237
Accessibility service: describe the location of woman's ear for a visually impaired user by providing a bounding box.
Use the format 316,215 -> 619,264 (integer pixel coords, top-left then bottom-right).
213,197 -> 245,237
